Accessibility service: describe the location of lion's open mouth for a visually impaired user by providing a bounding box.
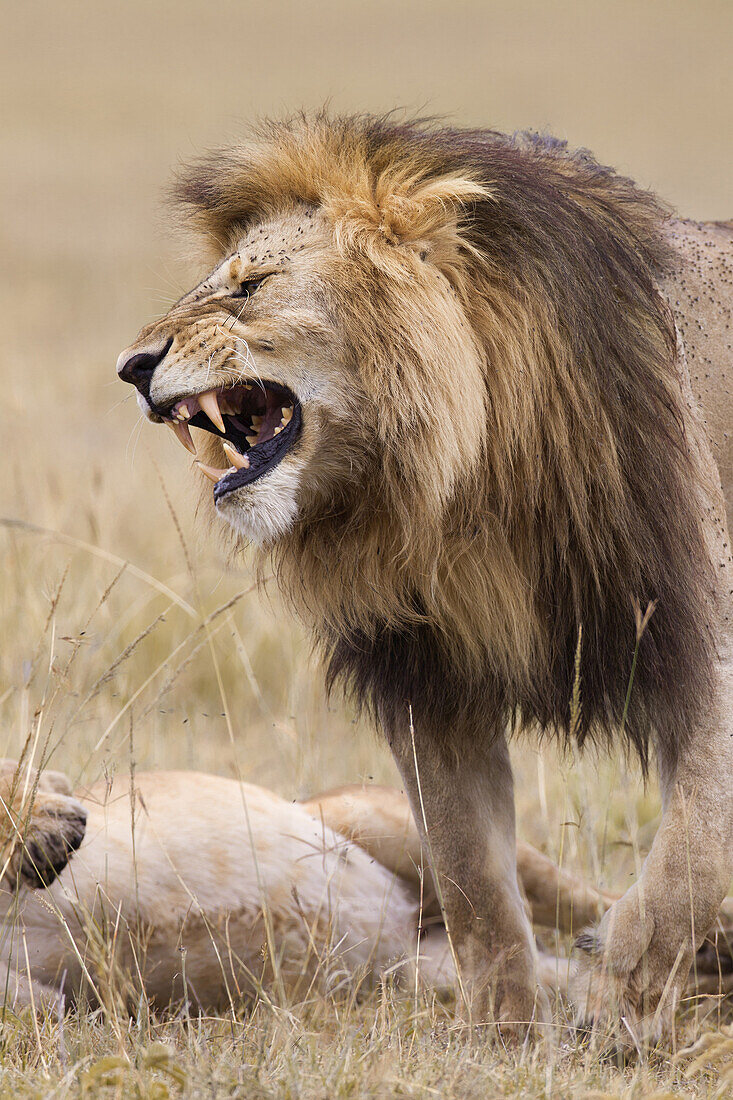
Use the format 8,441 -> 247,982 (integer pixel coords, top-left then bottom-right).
160,381 -> 302,499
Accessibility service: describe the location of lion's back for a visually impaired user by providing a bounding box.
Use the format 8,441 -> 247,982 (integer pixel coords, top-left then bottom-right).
663,218 -> 733,532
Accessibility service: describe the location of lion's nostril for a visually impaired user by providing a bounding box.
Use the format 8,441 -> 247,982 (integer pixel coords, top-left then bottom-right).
117,338 -> 173,393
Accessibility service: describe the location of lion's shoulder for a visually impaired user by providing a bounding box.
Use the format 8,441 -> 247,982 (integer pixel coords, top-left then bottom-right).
662,217 -> 733,526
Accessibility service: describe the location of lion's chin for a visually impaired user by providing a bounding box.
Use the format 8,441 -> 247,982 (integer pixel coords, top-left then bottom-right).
214,457 -> 304,546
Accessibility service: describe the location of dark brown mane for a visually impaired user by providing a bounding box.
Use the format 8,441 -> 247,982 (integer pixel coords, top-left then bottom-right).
176,114 -> 716,774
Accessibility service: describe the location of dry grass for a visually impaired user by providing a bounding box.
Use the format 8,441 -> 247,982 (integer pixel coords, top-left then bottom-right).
1,1 -> 732,1094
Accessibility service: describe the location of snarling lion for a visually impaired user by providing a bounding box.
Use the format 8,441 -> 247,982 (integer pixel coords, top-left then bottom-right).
118,114 -> 733,1041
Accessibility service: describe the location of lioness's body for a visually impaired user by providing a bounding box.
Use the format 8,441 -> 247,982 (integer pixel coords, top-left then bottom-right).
117,116 -> 733,1043
2,772 -> 423,1009
0,770 -> 619,1010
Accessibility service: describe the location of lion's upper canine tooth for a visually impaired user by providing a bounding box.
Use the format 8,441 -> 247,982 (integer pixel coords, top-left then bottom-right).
195,461 -> 229,483
281,406 -> 293,423
199,391 -> 225,433
223,442 -> 250,470
169,420 -> 196,455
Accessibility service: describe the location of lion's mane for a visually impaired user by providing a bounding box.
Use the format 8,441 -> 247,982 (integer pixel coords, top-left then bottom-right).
176,114 -> 716,771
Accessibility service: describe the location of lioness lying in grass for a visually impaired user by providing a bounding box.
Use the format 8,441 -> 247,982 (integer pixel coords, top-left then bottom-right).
1,762 -> 729,1014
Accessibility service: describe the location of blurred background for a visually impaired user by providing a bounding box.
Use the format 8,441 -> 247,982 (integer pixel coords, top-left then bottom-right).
2,0 -> 731,888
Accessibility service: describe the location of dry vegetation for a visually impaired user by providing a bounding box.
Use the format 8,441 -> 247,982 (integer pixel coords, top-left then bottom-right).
1,1 -> 732,1095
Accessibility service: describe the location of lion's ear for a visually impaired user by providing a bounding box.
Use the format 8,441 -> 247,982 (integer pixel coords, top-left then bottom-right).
329,172 -> 492,273
376,174 -> 492,246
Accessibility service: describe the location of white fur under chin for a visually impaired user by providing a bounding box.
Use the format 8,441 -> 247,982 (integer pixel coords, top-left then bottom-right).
215,458 -> 304,545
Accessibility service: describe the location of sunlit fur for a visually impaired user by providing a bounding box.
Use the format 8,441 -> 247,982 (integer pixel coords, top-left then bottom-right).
173,113 -> 717,774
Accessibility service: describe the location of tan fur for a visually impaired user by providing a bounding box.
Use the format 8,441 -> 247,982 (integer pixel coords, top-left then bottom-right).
0,769 -> 440,1011
3,765 -> 729,1015
117,115 -> 733,1043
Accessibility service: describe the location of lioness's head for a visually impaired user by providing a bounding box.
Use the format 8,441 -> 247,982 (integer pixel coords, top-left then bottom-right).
118,115 -> 490,550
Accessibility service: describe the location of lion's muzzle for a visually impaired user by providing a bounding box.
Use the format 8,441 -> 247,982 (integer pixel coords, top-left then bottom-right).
116,338 -> 172,402
117,335 -> 302,498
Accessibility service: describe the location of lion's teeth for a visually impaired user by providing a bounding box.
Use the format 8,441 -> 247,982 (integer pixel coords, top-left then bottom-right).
169,420 -> 196,455
178,405 -> 191,421
274,426 -> 283,435
251,415 -> 263,428
195,461 -> 229,483
246,434 -> 259,446
223,442 -> 250,469
199,391 -> 225,433
281,406 -> 292,423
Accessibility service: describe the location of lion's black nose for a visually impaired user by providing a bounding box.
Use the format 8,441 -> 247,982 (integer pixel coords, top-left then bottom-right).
116,338 -> 172,394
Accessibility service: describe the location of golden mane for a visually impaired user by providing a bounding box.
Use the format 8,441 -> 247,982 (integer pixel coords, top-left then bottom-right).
176,114 -> 716,772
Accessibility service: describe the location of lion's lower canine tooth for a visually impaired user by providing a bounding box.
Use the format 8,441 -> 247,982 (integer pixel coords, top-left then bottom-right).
169,420 -> 196,455
223,443 -> 250,470
195,461 -> 228,483
199,391 -> 225,433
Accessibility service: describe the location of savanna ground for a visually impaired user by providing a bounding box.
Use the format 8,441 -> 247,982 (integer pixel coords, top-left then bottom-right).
2,1 -> 732,1095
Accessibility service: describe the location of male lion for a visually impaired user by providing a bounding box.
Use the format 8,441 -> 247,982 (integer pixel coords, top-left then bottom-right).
117,115 -> 733,1041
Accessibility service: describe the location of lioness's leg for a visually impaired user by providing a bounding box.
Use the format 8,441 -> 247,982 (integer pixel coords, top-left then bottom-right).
304,783 -> 615,932
385,716 -> 544,1035
573,654 -> 733,1042
516,842 -> 615,932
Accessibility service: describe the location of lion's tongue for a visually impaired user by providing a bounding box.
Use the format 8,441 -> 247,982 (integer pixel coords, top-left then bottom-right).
255,403 -> 285,444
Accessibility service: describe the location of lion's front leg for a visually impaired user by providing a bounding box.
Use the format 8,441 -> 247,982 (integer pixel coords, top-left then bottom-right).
572,655 -> 733,1046
385,714 -> 546,1039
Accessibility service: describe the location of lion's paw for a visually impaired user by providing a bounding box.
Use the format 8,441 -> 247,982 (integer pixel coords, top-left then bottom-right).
17,792 -> 88,887
570,918 -> 685,1051
0,763 -> 87,889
